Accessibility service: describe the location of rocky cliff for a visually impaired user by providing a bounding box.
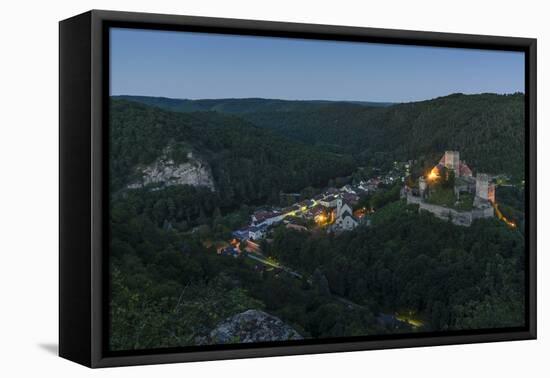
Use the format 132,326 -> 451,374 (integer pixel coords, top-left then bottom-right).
128,154 -> 215,191
206,309 -> 303,344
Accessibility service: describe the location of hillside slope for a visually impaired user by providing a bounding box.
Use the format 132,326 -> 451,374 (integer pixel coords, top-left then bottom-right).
243,94 -> 525,178
114,95 -> 392,114
110,99 -> 355,204
118,93 -> 525,178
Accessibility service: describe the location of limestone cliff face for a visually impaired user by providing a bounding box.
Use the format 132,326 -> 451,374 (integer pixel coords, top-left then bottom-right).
206,310 -> 303,344
128,155 -> 215,191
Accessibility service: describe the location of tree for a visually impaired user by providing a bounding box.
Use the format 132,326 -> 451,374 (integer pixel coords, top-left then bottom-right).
312,268 -> 331,297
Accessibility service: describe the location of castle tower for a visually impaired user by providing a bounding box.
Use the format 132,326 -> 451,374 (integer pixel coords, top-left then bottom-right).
476,173 -> 490,200
444,151 -> 460,173
418,177 -> 427,198
487,183 -> 496,203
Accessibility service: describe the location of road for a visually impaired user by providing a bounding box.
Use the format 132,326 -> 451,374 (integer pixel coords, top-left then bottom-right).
245,252 -> 303,279
244,248 -> 419,329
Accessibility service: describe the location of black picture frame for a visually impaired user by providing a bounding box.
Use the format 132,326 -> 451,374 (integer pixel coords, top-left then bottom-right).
59,9 -> 537,368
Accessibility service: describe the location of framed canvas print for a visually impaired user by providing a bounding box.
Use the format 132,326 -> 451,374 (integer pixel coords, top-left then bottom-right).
59,10 -> 537,368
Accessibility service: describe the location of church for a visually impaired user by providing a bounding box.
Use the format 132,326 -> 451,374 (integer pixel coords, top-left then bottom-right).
332,198 -> 359,231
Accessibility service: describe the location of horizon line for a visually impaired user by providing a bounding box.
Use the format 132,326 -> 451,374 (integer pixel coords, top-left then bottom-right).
110,91 -> 525,105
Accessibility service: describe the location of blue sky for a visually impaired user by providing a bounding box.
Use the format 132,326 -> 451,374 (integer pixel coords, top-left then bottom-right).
110,28 -> 525,103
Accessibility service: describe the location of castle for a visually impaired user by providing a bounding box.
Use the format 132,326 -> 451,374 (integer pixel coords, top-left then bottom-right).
404,151 -> 495,226
428,150 -> 473,179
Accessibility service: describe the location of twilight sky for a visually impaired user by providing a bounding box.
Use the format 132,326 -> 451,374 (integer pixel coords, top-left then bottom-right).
110,27 -> 525,103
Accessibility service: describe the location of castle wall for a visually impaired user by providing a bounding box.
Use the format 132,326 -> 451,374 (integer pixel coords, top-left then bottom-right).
416,201 -> 473,226
472,206 -> 494,219
406,192 -> 493,227
418,177 -> 427,198
406,194 -> 423,205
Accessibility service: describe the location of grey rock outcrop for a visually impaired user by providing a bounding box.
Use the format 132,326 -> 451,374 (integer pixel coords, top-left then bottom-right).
128,157 -> 215,191
208,310 -> 302,344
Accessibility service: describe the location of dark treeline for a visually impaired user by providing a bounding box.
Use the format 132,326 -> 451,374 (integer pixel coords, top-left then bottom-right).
110,190 -> 392,351
264,201 -> 525,331
120,93 -> 525,179
242,94 -> 525,179
110,190 -> 524,350
497,185 -> 526,230
110,99 -> 355,205
114,95 -> 393,114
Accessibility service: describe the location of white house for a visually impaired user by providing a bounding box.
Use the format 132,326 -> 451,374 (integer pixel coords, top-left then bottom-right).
248,225 -> 267,240
252,210 -> 285,227
341,184 -> 356,194
319,195 -> 338,208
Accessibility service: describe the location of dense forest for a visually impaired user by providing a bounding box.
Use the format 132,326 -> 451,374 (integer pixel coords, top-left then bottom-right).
110,191 -> 384,350
110,186 -> 525,350
110,99 -> 355,204
109,94 -> 526,351
119,93 -> 525,180
265,201 -> 525,331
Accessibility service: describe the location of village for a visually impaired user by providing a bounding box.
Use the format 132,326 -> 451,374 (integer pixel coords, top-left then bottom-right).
216,150 -> 518,264
213,162 -> 427,330
216,163 -> 409,260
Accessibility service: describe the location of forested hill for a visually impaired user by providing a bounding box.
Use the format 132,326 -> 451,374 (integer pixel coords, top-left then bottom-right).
237,93 -> 525,180
110,99 -> 355,204
118,93 -> 525,179
113,95 -> 393,114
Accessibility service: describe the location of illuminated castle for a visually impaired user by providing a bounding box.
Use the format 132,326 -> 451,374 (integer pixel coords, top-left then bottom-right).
429,150 -> 473,179
405,150 -> 495,227
475,173 -> 496,204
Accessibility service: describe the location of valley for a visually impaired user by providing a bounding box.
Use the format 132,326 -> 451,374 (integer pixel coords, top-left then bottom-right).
108,94 -> 526,351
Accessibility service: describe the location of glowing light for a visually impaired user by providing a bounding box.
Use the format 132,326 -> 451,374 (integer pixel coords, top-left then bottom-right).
492,202 -> 517,228
427,167 -> 439,181
315,213 -> 328,225
395,311 -> 424,328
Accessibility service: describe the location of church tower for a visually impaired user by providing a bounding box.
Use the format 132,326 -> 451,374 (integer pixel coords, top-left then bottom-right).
419,177 -> 427,198
336,198 -> 343,218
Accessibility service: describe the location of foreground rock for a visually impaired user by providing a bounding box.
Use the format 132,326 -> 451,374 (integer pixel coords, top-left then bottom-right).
207,309 -> 303,344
